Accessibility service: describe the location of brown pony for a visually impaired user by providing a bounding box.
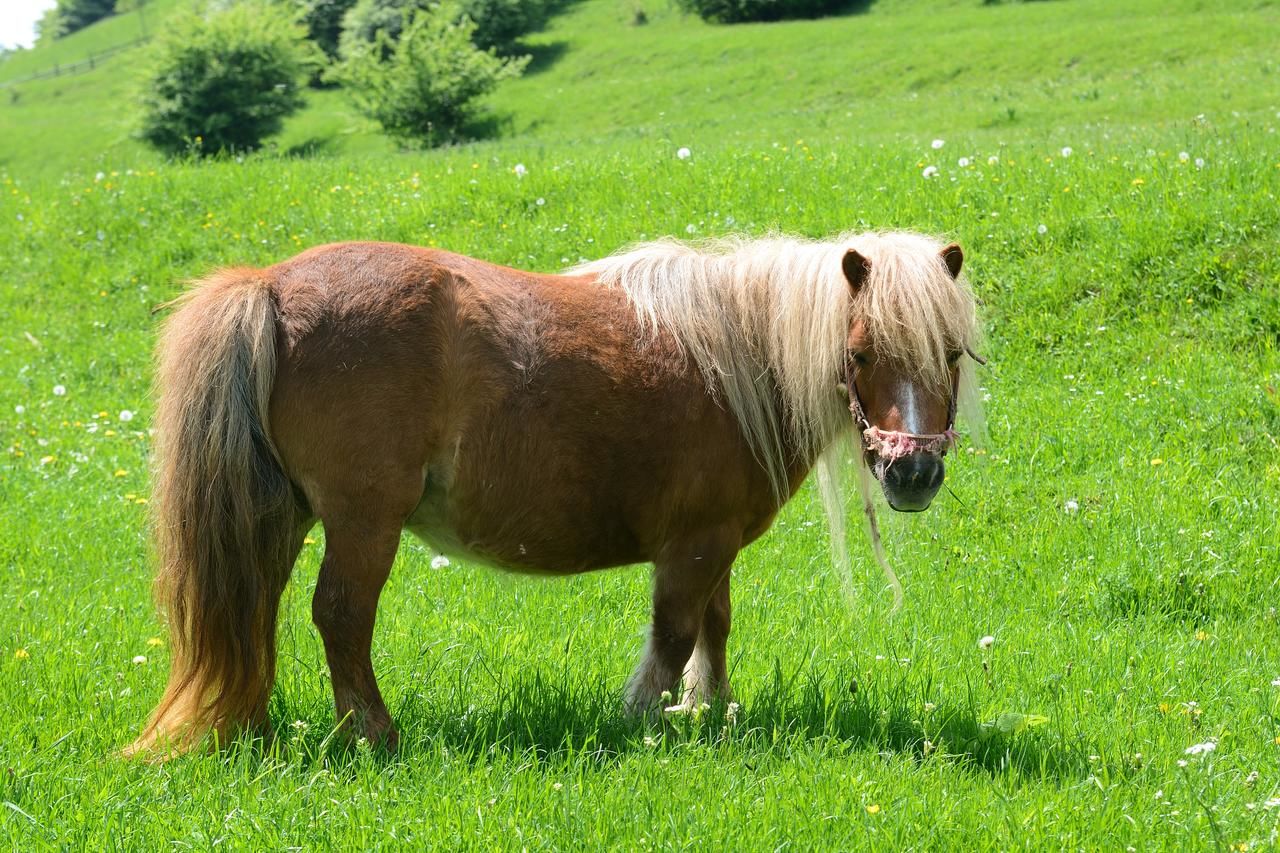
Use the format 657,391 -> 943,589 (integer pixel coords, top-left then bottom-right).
126,231 -> 981,757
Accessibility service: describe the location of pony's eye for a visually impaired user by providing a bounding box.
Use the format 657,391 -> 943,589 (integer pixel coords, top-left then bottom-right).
851,352 -> 869,367
946,350 -> 962,364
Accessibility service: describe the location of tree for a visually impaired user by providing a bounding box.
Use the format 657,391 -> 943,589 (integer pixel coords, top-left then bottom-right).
334,3 -> 527,146
137,3 -> 318,156
339,0 -> 546,57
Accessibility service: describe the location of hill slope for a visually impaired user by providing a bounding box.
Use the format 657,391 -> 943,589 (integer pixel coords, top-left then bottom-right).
0,0 -> 1276,177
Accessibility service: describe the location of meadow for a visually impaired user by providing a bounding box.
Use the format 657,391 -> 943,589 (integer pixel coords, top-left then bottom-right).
1,0 -> 1279,848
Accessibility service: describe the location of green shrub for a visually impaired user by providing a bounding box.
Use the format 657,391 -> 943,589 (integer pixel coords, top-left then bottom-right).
334,3 -> 527,146
297,0 -> 360,59
137,3 -> 317,156
676,0 -> 859,24
38,0 -> 117,41
339,0 -> 546,56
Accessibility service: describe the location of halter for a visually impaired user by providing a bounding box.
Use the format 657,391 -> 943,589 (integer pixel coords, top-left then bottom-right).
844,359 -> 961,461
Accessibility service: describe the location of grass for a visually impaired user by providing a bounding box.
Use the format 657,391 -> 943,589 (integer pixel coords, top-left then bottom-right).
2,0 -> 1280,848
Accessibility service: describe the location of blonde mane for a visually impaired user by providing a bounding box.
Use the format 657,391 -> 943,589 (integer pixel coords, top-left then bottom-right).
572,231 -> 982,500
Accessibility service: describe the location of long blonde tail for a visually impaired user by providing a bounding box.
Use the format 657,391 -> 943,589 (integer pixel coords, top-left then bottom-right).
126,270 -> 300,757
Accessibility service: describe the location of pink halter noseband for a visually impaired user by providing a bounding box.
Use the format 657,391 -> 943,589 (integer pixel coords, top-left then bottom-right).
845,360 -> 960,460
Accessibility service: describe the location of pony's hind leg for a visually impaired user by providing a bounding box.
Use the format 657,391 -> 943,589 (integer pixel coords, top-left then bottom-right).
625,529 -> 740,716
311,513 -> 411,749
680,569 -> 734,709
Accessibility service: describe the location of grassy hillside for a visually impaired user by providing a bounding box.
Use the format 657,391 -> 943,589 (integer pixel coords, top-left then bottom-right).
1,0 -> 1279,848
1,0 -> 1277,177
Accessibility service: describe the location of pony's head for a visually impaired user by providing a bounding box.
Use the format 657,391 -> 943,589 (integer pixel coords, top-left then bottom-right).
840,235 -> 981,512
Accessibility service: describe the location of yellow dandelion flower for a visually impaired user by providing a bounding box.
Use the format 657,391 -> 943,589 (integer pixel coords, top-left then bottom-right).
134,497 -> 148,505
146,637 -> 164,647
865,804 -> 881,815
1132,178 -> 1145,186
1150,458 -> 1163,466
14,648 -> 29,659
114,469 -> 128,477
1158,702 -> 1171,714
304,536 -> 317,545
1195,630 -> 1208,641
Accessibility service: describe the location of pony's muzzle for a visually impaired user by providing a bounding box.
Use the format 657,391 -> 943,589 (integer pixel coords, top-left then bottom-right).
881,451 -> 945,512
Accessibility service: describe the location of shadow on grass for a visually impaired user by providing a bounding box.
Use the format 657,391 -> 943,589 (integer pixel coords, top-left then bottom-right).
260,666 -> 1091,783
520,41 -> 569,77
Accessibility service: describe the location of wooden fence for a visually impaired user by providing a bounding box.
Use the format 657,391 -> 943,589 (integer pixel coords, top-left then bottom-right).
0,38 -> 149,90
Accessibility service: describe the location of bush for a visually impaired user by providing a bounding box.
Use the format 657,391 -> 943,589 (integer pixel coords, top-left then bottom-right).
297,0 -> 360,59
334,3 -> 527,146
137,4 -> 317,156
39,0 -> 117,41
339,0 -> 546,56
676,0 -> 857,24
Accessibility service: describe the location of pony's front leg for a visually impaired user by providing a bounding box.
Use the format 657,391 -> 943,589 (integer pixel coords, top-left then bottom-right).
312,518 -> 405,749
624,530 -> 739,716
679,569 -> 734,709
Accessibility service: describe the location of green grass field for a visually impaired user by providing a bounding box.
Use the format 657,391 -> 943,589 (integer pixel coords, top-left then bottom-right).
2,0 -> 1279,848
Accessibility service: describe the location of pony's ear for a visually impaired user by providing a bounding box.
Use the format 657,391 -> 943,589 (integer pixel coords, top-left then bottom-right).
842,249 -> 871,293
941,243 -> 964,279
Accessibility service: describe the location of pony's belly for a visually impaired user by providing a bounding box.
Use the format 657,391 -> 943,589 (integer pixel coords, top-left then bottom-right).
404,472 -> 644,575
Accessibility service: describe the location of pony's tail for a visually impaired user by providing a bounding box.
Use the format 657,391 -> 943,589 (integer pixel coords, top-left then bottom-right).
126,269 -> 300,758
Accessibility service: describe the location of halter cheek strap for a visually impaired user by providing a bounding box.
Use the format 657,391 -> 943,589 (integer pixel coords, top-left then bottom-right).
845,363 -> 960,460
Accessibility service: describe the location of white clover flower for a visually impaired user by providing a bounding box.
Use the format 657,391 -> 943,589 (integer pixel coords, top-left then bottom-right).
1184,740 -> 1216,756
685,224 -> 697,234
922,165 -> 939,179
676,147 -> 692,160
1064,499 -> 1079,513
535,197 -> 545,206
513,163 -> 527,178
1177,759 -> 1188,768
431,555 -> 450,569
978,635 -> 995,650
1061,146 -> 1073,157
1178,151 -> 1190,163
643,735 -> 659,747
957,157 -> 970,167
1270,677 -> 1280,687
1037,224 -> 1048,235
119,410 -> 134,422
1264,797 -> 1280,809
52,384 -> 66,397
931,139 -> 945,149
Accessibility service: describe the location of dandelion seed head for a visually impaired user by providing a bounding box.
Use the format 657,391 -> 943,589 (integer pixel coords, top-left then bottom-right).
52,384 -> 66,397
931,139 -> 945,149
1184,740 -> 1216,756
430,555 -> 450,569
922,165 -> 939,179
978,635 -> 995,650
513,163 -> 527,177
132,655 -> 147,665
958,157 -> 970,167
1061,146 -> 1073,157
118,410 -> 134,422
1064,499 -> 1079,513
1037,224 -> 1048,235
1179,151 -> 1190,162
676,147 -> 692,160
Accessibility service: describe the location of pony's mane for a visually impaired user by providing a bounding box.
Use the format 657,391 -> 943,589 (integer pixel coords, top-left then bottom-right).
572,231 -> 982,503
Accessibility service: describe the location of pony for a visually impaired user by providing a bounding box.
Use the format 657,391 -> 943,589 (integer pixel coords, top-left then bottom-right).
126,231 -> 982,757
